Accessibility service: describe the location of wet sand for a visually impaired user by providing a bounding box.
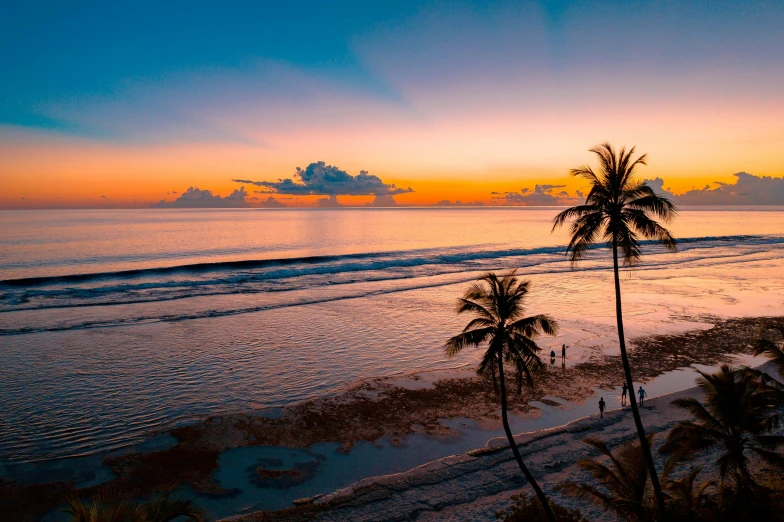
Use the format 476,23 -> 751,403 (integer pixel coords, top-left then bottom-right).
228,360 -> 781,522
1,315 -> 780,520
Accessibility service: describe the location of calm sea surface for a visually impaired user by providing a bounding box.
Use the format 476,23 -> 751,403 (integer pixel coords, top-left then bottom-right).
1,207 -> 784,464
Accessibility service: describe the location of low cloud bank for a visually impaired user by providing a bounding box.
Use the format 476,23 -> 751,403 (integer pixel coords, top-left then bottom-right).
436,200 -> 485,206
371,194 -> 398,206
154,186 -> 249,208
258,196 -> 286,208
234,161 -> 413,197
317,195 -> 343,207
492,185 -> 583,206
645,172 -> 784,205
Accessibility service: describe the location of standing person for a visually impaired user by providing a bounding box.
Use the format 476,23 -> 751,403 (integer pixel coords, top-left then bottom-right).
621,383 -> 628,406
599,397 -> 606,418
638,386 -> 646,406
561,343 -> 567,362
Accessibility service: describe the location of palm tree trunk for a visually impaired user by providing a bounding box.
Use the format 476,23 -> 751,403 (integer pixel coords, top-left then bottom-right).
497,353 -> 556,522
612,238 -> 667,519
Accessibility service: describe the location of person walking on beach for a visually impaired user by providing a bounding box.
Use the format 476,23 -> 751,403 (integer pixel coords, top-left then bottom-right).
599,397 -> 606,418
638,386 -> 646,406
621,383 -> 628,406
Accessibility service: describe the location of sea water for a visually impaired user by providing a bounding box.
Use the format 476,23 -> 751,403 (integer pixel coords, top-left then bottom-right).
2,207 -> 784,466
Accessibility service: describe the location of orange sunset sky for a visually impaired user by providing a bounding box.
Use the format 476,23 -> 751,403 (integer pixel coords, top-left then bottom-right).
2,1 -> 783,208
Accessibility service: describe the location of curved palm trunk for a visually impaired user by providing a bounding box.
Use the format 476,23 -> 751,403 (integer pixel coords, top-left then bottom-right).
612,238 -> 667,518
497,353 -> 556,522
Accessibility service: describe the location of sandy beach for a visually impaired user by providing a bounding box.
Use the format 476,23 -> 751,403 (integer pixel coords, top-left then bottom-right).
226,359 -> 781,522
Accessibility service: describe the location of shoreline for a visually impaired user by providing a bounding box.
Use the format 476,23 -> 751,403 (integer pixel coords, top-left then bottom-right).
232,360 -> 780,522
2,315 -> 781,520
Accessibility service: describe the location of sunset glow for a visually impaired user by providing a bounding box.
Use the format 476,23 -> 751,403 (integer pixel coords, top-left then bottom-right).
2,1 -> 782,208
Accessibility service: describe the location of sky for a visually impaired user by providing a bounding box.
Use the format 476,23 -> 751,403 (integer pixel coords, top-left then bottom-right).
1,0 -> 783,208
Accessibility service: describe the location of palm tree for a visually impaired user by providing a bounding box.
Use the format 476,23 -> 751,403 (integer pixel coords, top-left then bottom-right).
446,271 -> 558,522
745,322 -> 784,403
557,435 -> 656,522
552,142 -> 677,516
64,492 -> 206,522
660,365 -> 784,487
663,467 -> 716,521
755,322 -> 784,375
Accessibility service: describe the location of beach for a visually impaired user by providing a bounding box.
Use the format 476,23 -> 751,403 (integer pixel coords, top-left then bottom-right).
2,315 -> 779,520
2,208 -> 784,520
228,360 -> 781,522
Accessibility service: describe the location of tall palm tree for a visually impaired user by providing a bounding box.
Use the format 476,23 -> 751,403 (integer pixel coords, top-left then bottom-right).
446,271 -> 558,522
661,364 -> 784,486
557,435 -> 656,522
552,142 -> 677,516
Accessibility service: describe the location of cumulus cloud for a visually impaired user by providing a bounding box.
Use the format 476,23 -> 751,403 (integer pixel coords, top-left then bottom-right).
259,196 -> 286,208
493,184 -> 577,206
154,186 -> 249,208
644,172 -> 784,205
370,194 -> 398,206
316,195 -> 343,207
233,161 -> 413,196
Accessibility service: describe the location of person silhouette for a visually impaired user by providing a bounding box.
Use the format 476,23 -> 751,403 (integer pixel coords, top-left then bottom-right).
561,343 -> 567,362
621,383 -> 628,406
599,397 -> 606,418
638,386 -> 646,406
550,350 -> 556,365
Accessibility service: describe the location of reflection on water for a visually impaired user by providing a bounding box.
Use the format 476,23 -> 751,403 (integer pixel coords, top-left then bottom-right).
1,208 -> 783,467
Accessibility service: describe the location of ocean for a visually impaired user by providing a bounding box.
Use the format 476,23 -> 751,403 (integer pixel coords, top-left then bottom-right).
2,207 -> 784,466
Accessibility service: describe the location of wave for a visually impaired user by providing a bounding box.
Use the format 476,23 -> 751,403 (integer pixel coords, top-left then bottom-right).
2,234 -> 778,288
1,234 -> 782,336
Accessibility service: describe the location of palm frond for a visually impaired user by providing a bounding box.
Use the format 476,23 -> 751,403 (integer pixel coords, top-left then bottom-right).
445,327 -> 494,357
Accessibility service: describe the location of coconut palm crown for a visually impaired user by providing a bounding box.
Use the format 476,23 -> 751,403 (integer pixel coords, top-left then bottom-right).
552,143 -> 677,265
661,364 -> 784,486
558,435 -> 657,522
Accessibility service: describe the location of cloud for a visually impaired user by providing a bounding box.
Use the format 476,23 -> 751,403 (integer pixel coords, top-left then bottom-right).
101,195 -> 108,199
233,161 -> 413,196
644,172 -> 784,205
154,186 -> 249,208
493,184 -> 576,206
316,195 -> 343,207
369,194 -> 398,207
436,199 -> 485,206
259,196 -> 286,208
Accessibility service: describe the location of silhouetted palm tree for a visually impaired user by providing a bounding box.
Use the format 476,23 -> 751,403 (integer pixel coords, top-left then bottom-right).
755,322 -> 784,375
664,466 -> 717,521
745,322 -> 784,403
661,365 -> 784,487
552,143 -> 677,516
446,271 -> 558,522
64,492 -> 205,522
557,435 -> 656,522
